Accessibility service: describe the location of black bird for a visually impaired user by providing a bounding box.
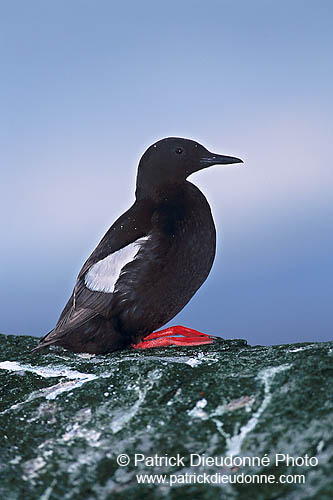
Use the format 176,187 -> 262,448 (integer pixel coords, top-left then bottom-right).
34,138 -> 243,354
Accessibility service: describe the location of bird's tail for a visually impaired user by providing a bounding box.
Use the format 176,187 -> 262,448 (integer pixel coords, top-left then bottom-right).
31,315 -> 131,355
31,306 -> 99,353
31,329 -> 58,352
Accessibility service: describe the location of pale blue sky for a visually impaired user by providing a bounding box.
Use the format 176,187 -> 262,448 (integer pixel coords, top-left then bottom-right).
1,0 -> 332,345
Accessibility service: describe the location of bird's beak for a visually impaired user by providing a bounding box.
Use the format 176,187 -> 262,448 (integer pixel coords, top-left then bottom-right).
199,153 -> 243,167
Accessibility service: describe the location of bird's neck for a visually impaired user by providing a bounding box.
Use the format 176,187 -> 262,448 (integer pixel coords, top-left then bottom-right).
135,177 -> 186,203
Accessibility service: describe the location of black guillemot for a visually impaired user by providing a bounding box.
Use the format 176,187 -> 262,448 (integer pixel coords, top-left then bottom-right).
34,137 -> 243,354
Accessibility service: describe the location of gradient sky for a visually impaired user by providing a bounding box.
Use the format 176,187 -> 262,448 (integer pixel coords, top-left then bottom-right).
1,0 -> 332,346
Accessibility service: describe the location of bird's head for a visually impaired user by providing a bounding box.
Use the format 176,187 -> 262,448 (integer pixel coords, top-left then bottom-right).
136,137 -> 243,200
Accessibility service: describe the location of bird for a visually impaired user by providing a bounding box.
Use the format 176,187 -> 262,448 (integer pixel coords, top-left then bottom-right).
33,137 -> 243,355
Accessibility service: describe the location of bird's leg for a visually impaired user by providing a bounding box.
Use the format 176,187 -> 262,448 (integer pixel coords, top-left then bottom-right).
131,325 -> 218,349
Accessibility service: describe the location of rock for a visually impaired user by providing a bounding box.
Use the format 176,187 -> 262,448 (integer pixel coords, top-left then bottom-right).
0,333 -> 332,499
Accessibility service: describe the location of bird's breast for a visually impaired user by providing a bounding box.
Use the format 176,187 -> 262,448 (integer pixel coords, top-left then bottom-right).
112,184 -> 217,336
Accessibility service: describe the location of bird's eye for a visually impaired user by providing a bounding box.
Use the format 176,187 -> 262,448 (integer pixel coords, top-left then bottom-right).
175,148 -> 183,155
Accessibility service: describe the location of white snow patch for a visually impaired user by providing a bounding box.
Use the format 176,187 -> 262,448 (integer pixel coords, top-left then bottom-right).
185,357 -> 202,367
110,387 -> 146,434
316,440 -> 325,453
0,361 -> 96,381
62,422 -> 101,446
23,456 -> 46,480
188,398 -> 208,419
225,364 -> 291,457
0,361 -> 97,405
120,354 -> 209,367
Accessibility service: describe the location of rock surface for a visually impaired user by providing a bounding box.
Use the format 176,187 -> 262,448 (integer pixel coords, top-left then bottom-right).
0,333 -> 332,499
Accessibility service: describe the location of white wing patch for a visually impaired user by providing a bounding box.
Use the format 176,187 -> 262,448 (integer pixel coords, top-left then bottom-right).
85,236 -> 150,294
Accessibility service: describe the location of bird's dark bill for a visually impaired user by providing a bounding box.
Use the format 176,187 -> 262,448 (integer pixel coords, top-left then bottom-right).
200,154 -> 243,166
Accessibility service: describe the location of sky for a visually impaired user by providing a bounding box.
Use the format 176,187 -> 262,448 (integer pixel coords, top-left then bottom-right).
1,0 -> 332,346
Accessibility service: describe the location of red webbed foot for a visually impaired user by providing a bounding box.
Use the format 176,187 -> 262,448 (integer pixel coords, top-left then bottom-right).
131,325 -> 218,349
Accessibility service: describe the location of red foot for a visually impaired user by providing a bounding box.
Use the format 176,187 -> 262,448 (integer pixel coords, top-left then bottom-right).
131,325 -> 217,349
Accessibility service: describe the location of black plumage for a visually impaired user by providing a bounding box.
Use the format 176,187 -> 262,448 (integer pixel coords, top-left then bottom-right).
34,137 -> 242,354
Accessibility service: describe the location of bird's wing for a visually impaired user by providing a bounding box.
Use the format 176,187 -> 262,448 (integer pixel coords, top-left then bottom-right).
37,201 -> 154,347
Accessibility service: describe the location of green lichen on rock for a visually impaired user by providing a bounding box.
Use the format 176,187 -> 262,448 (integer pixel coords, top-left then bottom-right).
0,334 -> 332,499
